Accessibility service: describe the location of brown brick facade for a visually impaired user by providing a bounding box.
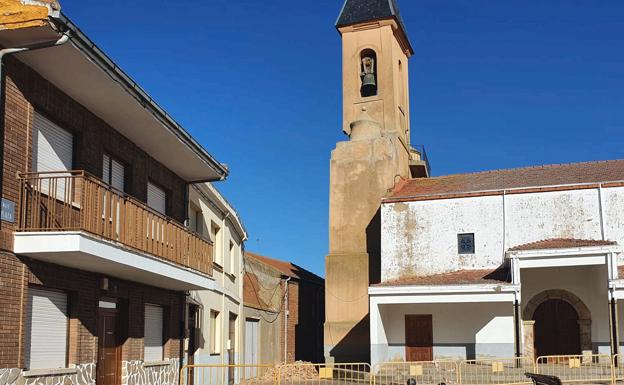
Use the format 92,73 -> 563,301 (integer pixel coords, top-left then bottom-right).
0,56 -> 186,370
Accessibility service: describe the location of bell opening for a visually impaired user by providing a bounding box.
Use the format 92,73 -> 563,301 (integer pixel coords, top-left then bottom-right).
360,49 -> 378,97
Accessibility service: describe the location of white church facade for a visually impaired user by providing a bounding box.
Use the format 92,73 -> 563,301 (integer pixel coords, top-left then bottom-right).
370,161 -> 624,365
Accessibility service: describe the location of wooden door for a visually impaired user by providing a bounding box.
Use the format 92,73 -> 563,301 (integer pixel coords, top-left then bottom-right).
534,299 -> 580,357
187,305 -> 198,385
405,314 -> 433,362
97,309 -> 120,385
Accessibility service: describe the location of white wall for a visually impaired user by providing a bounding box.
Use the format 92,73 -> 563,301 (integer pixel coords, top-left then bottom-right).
381,186 -> 624,281
187,184 -> 246,383
371,302 -> 515,364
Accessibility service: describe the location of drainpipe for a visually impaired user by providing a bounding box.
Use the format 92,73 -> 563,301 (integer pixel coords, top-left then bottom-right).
0,34 -> 69,197
283,276 -> 291,364
0,33 -> 70,88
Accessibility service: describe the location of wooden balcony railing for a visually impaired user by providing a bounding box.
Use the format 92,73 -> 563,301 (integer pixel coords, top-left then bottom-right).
17,170 -> 213,276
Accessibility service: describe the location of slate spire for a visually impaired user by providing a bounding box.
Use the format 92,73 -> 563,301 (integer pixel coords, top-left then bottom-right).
336,0 -> 411,43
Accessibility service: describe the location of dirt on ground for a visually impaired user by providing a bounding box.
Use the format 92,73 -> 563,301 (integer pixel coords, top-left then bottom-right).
240,362 -> 318,384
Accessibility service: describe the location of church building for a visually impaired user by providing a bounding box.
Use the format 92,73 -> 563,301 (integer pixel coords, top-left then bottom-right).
325,0 -> 624,366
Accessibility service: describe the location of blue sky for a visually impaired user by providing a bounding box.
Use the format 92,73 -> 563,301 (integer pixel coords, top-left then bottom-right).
61,0 -> 623,276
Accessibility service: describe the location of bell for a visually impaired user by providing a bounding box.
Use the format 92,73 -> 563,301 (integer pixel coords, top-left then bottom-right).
361,73 -> 377,96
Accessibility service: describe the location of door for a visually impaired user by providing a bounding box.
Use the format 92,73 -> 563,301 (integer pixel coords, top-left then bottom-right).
405,314 -> 433,362
186,305 -> 198,385
228,313 -> 237,385
244,319 -> 259,378
533,299 -> 581,357
97,309 -> 120,385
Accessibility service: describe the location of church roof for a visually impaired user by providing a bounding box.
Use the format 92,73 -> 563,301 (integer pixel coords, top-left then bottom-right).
336,0 -> 412,52
387,159 -> 624,202
373,268 -> 511,286
508,238 -> 617,251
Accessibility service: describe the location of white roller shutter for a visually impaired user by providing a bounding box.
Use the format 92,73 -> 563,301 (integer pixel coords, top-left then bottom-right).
147,182 -> 166,215
25,288 -> 68,370
144,304 -> 164,362
103,154 -> 125,192
32,112 -> 73,173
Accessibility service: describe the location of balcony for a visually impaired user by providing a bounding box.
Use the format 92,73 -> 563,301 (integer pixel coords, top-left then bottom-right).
409,145 -> 431,178
14,171 -> 214,290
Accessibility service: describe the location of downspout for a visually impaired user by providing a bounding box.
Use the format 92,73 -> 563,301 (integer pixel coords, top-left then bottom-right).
0,33 -> 69,201
179,291 -> 187,385
283,276 -> 292,364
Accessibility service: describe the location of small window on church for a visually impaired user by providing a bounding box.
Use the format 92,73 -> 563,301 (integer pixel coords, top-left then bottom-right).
458,233 -> 475,254
360,49 -> 377,97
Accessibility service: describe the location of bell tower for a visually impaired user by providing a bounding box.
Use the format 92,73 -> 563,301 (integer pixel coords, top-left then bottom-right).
325,0 -> 422,363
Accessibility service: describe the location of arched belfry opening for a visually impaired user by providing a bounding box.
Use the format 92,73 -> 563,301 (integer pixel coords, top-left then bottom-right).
523,290 -> 592,357
360,49 -> 377,97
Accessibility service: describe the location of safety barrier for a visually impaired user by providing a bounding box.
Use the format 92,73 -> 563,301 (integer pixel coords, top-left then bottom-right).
277,363 -> 371,385
372,360 -> 459,385
180,364 -> 276,385
459,357 -> 535,385
535,354 -> 613,384
180,355 -> 623,385
613,354 -> 624,384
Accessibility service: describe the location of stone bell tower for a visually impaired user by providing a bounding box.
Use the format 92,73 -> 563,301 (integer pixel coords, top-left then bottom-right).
325,0 -> 425,363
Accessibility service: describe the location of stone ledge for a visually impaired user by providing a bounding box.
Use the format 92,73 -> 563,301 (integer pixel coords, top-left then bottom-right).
22,368 -> 78,377
143,361 -> 171,367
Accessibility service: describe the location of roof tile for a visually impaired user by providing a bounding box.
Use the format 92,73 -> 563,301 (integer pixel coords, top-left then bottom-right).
389,159 -> 624,200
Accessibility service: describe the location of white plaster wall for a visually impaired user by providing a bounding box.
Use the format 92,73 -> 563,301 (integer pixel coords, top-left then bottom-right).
505,189 -> 602,247
520,265 -> 611,353
382,186 -> 624,281
382,195 -> 503,280
187,184 -> 245,379
372,302 -> 514,364
603,187 -> 624,263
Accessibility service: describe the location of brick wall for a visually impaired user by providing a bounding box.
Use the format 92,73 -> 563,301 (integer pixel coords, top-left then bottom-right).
279,279 -> 324,363
0,251 -> 183,369
0,56 -> 187,369
1,55 -> 188,243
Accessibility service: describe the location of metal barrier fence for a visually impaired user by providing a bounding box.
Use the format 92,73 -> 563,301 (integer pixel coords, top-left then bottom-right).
276,363 -> 371,385
372,360 -> 459,385
614,354 -> 624,384
180,364 -> 276,385
181,355 -> 622,385
459,357 -> 535,385
535,354 -> 613,384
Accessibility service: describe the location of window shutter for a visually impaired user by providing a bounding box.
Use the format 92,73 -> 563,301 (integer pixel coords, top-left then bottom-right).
144,304 -> 164,362
103,155 -> 125,192
33,112 -> 73,173
25,288 -> 68,370
111,159 -> 125,192
147,182 -> 166,215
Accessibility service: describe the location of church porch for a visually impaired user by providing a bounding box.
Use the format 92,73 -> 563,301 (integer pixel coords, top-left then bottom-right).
369,283 -> 519,366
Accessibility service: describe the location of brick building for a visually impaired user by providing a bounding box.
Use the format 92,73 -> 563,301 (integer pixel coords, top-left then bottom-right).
243,252 -> 324,364
0,3 -> 227,385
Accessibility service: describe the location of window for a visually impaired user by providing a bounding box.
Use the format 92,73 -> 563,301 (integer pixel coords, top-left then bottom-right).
32,112 -> 73,199
210,310 -> 221,354
147,181 -> 166,215
144,304 -> 164,362
103,154 -> 125,192
25,287 -> 68,369
229,241 -> 235,274
458,233 -> 475,254
211,222 -> 222,265
32,112 -> 73,173
189,204 -> 203,236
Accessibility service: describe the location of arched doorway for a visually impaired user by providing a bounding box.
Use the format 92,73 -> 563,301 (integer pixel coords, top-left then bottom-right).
533,299 -> 581,356
523,289 -> 592,357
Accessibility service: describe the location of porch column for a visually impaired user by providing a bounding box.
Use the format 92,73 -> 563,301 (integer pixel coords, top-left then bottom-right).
522,320 -> 535,360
